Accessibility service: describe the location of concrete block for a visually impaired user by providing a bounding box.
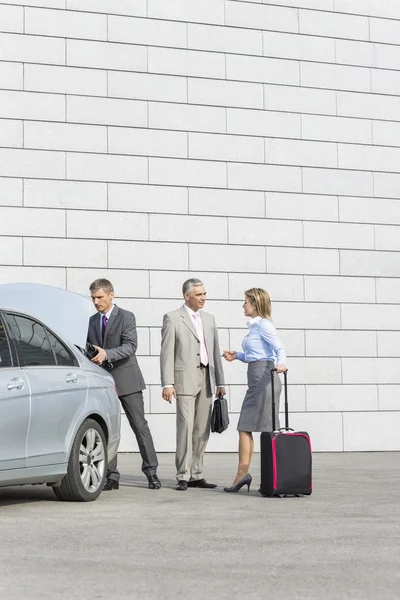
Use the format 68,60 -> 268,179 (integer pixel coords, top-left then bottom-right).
67,96 -> 147,128
267,247 -> 339,276
134,328 -> 150,356
108,15 -> 186,47
189,244 -> 266,273
304,275 -> 375,303
340,249 -> 400,278
189,132 -> 264,163
188,78 -> 263,110
188,23 -> 262,55
0,90 -> 65,121
0,266 -> 65,288
133,356 -> 160,386
108,71 -> 187,103
302,168 -> 373,197
266,192 -> 339,222
0,119 -> 22,148
291,412 -> 343,452
149,102 -> 225,134
0,149 -> 65,179
109,127 -> 187,159
221,357 -> 248,385
24,179 -> 107,211
0,206 -> 65,238
149,328 -> 161,356
299,8 -> 369,39
149,386 -> 176,415
150,214 -> 227,244
24,64 -> 107,97
147,0 -> 224,25
300,61 -> 370,93
306,330 -> 376,358
226,54 -> 299,85
0,178 -> 22,206
228,273 -> 304,302
303,221 -> 375,250
339,196 -> 400,225
373,120 -> 400,147
228,163 -> 302,192
66,153 -> 148,184
67,210 -> 148,241
0,0 -> 63,5
341,304 -> 400,331
343,412 -> 400,451
378,332 -> 400,358
66,0 -> 146,16
334,0 -> 400,19
67,39 -> 147,72
149,270 -> 229,300
225,1 -> 298,32
378,385 -> 400,410
108,241 -> 188,271
265,0 -> 333,9
108,184 -> 188,215
23,238 -> 107,268
337,90 -> 400,121
273,301 -> 341,330
338,143 -> 400,174
0,61 -> 23,90
67,268 -> 149,298
120,299 -> 187,328
302,114 -> 372,144
374,173 -> 400,200
228,217 -> 303,247
0,237 -> 22,265
227,108 -> 301,138
149,158 -> 226,188
266,138 -> 337,168
375,225 -> 400,251
376,279 -> 400,304
287,357 -> 342,384
370,16 -> 400,44
204,300 -> 254,329
0,32 -> 65,65
145,414 -> 176,452
189,188 -> 264,218
24,121 -> 107,153
279,329 -> 305,356
148,47 -> 225,79
306,385 -> 378,412
371,69 -> 400,96
337,39 -> 400,70
0,4 -> 23,33
25,7 -> 107,40
263,31 -> 335,62
265,84 -> 336,115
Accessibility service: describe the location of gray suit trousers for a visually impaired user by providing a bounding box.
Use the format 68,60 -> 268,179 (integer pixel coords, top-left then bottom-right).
107,391 -> 158,481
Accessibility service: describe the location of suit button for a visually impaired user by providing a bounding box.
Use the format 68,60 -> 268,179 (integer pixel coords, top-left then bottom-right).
197,353 -> 200,356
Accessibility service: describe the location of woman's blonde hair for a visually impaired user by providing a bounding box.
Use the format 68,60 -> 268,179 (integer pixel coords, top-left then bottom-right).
245,288 -> 272,319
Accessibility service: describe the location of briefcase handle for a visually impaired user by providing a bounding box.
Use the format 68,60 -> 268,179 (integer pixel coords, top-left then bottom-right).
270,368 -> 288,432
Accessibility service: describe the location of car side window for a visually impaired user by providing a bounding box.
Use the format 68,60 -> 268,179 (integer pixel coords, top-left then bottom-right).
0,316 -> 12,368
4,313 -> 56,367
45,328 -> 77,367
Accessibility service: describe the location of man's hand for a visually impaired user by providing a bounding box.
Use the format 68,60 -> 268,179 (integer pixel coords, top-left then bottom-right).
91,346 -> 107,365
222,350 -> 236,362
216,386 -> 226,398
162,387 -> 177,404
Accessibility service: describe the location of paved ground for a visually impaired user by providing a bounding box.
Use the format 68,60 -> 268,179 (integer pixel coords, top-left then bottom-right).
0,452 -> 399,600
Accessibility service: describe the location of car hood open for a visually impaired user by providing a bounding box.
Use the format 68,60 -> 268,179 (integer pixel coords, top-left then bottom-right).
0,283 -> 93,349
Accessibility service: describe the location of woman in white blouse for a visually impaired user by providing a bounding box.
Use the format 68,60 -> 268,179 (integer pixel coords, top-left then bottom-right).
222,288 -> 287,493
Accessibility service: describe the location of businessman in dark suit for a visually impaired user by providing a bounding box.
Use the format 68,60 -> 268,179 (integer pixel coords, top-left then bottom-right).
87,278 -> 160,490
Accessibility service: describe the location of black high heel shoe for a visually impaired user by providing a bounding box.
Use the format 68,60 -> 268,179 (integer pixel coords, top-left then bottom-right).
223,473 -> 252,493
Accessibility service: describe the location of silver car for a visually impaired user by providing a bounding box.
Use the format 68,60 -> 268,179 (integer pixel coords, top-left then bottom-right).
0,283 -> 120,502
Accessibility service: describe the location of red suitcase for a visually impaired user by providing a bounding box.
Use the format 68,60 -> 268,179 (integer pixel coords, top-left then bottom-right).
259,369 -> 312,498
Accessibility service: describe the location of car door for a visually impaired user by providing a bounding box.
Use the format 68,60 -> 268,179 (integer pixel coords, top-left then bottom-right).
0,313 -> 30,471
4,312 -> 88,467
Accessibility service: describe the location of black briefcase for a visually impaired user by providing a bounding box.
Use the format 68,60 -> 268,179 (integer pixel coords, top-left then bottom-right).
211,395 -> 229,434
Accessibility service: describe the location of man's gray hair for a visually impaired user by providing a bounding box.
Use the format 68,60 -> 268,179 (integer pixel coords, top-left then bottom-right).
182,278 -> 204,296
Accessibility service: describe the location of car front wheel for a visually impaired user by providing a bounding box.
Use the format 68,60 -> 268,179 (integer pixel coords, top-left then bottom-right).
53,418 -> 107,502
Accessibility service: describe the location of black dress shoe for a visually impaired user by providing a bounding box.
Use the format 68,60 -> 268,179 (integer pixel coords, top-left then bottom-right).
147,474 -> 161,489
176,480 -> 188,491
187,479 -> 217,489
103,479 -> 119,491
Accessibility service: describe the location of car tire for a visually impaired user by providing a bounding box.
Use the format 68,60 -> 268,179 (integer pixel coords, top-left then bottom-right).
53,418 -> 108,502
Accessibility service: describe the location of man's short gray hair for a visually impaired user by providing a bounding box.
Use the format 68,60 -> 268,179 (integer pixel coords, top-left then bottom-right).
182,278 -> 204,296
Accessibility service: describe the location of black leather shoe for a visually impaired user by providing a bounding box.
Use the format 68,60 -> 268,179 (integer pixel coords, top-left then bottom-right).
147,474 -> 161,489
187,479 -> 217,489
103,479 -> 119,491
176,480 -> 188,491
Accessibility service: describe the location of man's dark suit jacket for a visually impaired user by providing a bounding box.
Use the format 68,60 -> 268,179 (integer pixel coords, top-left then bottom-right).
87,304 -> 145,397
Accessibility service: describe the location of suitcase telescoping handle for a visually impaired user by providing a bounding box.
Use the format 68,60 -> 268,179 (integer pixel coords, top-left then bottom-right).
270,368 -> 290,432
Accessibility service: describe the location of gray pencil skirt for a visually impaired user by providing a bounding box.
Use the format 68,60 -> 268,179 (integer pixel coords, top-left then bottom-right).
237,360 -> 282,433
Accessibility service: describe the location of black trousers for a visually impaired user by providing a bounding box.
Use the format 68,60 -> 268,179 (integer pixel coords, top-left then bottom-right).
107,391 -> 158,481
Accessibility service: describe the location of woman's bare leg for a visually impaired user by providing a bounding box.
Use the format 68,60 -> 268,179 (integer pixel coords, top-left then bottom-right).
233,431 -> 254,485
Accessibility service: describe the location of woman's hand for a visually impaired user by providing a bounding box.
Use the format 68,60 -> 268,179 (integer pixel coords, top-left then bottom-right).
276,364 -> 287,373
222,350 -> 237,362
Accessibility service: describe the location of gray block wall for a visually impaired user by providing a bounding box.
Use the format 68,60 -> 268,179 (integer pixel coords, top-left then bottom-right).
0,0 -> 399,452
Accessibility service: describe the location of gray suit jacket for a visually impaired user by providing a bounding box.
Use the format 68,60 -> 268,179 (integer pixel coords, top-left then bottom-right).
87,305 -> 145,397
160,307 -> 225,397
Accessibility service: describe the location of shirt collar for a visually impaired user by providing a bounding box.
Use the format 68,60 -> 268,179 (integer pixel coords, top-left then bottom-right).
183,304 -> 200,319
100,304 -> 114,321
247,315 -> 262,329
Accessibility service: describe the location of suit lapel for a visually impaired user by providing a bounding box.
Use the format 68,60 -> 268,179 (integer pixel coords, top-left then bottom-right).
103,305 -> 119,346
180,307 -> 199,341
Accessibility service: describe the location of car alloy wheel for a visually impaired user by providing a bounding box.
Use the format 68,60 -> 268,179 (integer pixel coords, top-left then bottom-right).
79,428 -> 106,493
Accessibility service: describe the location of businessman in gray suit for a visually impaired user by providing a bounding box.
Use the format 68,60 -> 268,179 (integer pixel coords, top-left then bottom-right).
160,278 -> 225,491
87,278 -> 160,490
